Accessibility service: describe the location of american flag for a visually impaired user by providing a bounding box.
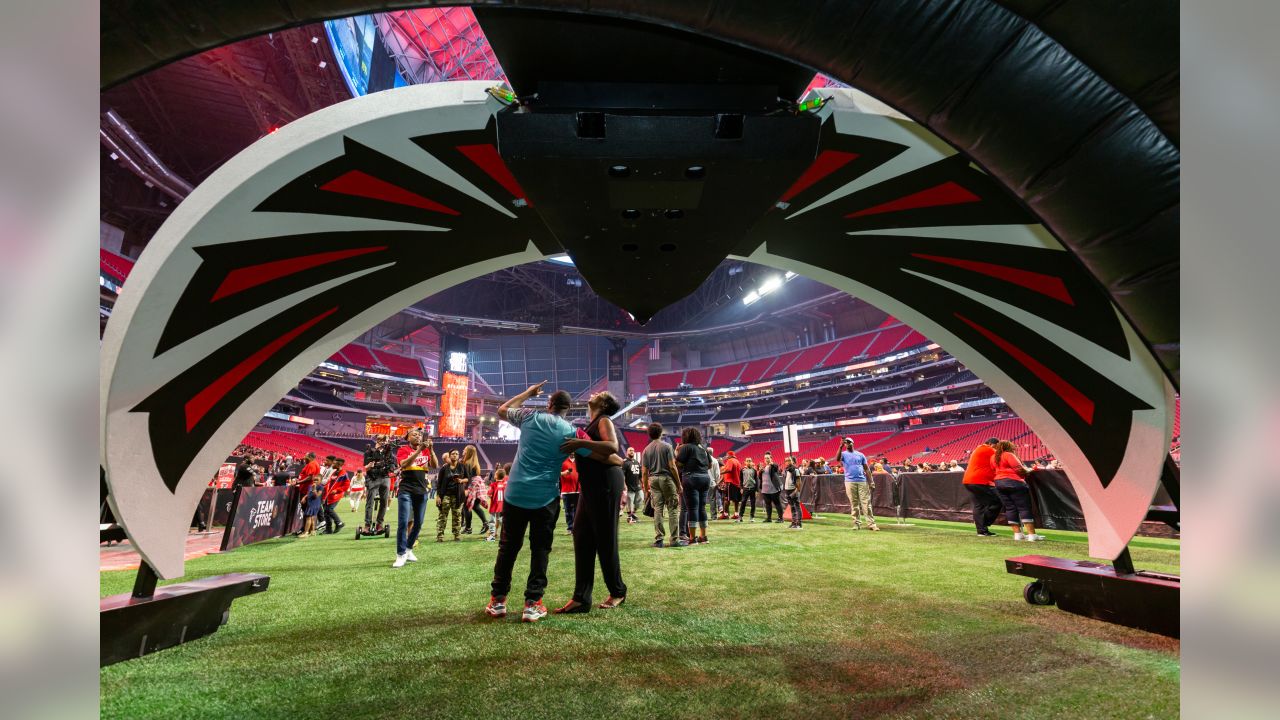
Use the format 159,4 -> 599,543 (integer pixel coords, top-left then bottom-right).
648,339 -> 660,360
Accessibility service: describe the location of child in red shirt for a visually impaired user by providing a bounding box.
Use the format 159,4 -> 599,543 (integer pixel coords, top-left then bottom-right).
321,458 -> 351,534
487,468 -> 507,542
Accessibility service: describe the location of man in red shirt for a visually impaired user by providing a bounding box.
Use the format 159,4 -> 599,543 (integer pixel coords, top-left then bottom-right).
719,451 -> 743,519
322,458 -> 351,534
962,438 -> 1001,536
560,456 -> 580,534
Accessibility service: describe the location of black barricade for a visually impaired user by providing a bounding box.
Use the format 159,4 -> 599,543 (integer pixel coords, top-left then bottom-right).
796,470 -> 1087,530
220,485 -> 298,552
195,488 -> 237,527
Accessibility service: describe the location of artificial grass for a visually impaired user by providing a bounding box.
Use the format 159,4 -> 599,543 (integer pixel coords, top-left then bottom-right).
100,503 -> 1179,719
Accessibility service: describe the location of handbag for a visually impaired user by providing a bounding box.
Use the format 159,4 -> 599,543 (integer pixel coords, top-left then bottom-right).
642,494 -> 655,517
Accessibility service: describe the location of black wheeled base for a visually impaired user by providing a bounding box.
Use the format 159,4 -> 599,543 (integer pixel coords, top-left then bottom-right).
1006,554 -> 1179,638
100,572 -> 269,665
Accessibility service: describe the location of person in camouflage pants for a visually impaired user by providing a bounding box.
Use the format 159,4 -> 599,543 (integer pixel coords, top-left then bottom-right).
436,450 -> 465,541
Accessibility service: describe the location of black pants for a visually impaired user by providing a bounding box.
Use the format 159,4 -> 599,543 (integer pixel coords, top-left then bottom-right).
571,469 -> 627,605
464,504 -> 488,532
762,492 -> 784,521
995,479 -> 1035,524
491,499 -> 560,603
563,493 -> 579,532
323,502 -> 342,533
738,488 -> 756,518
964,484 -> 1002,532
364,481 -> 389,527
683,473 -> 711,530
785,489 -> 802,524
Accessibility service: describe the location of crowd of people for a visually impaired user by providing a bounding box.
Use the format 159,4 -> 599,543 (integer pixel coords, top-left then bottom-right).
220,384 -> 1059,622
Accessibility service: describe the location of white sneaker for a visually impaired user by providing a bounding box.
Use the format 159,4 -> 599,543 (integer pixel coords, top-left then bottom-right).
406,549 -> 418,562
1025,534 -> 1045,542
1013,532 -> 1026,541
392,554 -> 407,568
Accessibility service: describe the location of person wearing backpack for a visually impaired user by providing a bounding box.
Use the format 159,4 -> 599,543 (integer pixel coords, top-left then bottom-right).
676,427 -> 714,545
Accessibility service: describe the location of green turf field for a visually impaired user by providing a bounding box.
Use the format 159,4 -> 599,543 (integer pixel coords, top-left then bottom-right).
100,503 -> 1180,719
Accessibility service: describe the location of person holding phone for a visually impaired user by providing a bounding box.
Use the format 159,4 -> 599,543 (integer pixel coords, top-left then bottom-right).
392,428 -> 438,568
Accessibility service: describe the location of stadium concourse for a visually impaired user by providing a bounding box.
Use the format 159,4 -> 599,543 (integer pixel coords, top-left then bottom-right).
99,3 -> 1180,719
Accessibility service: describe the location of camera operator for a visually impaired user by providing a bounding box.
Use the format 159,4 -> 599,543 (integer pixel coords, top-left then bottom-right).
362,434 -> 396,532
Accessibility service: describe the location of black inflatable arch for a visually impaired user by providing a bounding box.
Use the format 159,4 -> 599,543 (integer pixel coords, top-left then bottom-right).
102,0 -> 1179,381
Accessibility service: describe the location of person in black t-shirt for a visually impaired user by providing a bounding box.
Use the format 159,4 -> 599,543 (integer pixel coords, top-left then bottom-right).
233,455 -> 257,488
621,447 -> 643,524
435,449 -> 465,542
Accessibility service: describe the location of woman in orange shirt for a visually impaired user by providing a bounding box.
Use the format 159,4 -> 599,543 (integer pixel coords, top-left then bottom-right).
991,441 -> 1043,541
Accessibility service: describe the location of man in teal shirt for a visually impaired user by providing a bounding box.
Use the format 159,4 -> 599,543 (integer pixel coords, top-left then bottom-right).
486,381 -> 579,623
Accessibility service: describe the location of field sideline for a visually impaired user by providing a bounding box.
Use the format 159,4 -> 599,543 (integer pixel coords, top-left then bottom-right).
101,503 -> 1180,719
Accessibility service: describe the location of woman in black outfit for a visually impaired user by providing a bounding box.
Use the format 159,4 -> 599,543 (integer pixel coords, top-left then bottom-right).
676,427 -> 714,545
555,391 -> 628,613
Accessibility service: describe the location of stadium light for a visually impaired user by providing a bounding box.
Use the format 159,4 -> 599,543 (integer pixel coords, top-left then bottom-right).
759,275 -> 783,295
742,290 -> 760,306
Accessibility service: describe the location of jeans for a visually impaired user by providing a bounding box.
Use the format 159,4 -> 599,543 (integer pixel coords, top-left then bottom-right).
707,483 -> 721,517
322,502 -> 342,533
563,493 -> 579,532
491,499 -> 560,603
648,474 -> 681,541
964,483 -> 1002,532
396,490 -> 427,555
995,479 -> 1035,524
683,473 -> 711,529
364,481 -> 390,527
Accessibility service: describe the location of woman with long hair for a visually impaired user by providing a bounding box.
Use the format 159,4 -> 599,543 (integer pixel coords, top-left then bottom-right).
991,441 -> 1043,541
676,426 -> 714,545
556,391 -> 628,612
461,445 -> 490,536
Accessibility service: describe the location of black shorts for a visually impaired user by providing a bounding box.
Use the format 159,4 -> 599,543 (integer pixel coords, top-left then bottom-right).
726,484 -> 742,502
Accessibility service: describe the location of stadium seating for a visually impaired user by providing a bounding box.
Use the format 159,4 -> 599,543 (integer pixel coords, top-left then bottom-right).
862,325 -> 912,358
100,249 -> 136,283
371,349 -> 427,379
646,323 -> 936,394
340,344 -> 379,369
709,362 -> 746,387
240,430 -> 364,467
648,371 -> 685,391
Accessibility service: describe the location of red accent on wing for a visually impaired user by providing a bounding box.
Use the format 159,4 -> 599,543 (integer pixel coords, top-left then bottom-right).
320,170 -> 459,215
779,150 -> 859,202
455,144 -> 531,206
183,307 -> 339,432
955,314 -> 1095,424
211,247 -> 388,301
912,253 -> 1075,305
845,181 -> 981,218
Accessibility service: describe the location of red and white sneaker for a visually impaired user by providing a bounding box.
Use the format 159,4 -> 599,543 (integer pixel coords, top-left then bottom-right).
522,600 -> 549,623
485,596 -> 507,618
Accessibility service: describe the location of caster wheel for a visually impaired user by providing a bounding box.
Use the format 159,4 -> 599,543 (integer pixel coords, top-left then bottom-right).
1023,581 -> 1054,606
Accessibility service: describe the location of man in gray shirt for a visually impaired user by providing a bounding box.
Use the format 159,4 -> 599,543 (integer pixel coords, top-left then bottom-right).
640,422 -> 685,547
